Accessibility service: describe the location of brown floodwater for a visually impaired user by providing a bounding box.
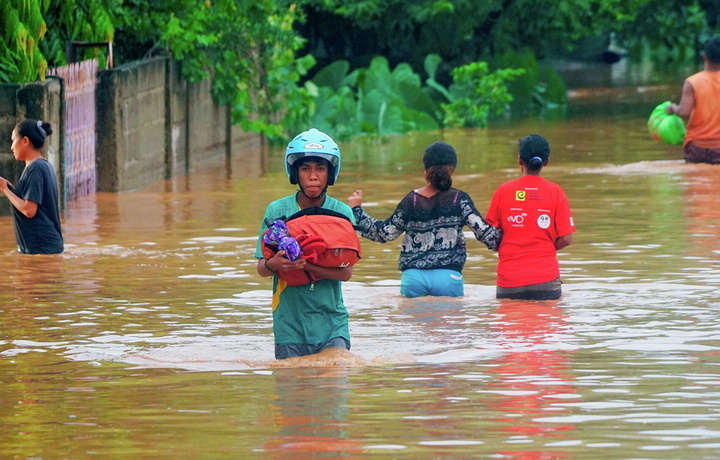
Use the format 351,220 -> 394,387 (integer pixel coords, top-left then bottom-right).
2,83 -> 720,458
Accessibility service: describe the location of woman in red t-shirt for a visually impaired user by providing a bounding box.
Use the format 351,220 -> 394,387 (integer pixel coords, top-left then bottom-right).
486,134 -> 575,300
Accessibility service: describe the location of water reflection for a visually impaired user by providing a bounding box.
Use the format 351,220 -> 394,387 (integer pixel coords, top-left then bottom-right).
6,255 -> 66,301
485,300 -> 577,458
264,367 -> 363,457
4,86 -> 720,457
681,164 -> 720,270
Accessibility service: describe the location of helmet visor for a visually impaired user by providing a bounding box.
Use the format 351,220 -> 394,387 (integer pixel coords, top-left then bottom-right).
287,152 -> 339,168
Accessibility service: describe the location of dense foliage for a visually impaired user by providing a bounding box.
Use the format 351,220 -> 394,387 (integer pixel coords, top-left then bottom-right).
302,51 -> 567,141
1,0 -> 114,83
1,0 -> 717,140
114,0 -> 313,138
617,0 -> 717,64
41,0 -> 115,67
0,0 -> 49,83
289,0 -> 654,76
290,0 -> 718,89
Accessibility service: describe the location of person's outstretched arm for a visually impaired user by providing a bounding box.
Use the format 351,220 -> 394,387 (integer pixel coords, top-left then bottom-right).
349,189 -> 406,243
461,194 -> 502,251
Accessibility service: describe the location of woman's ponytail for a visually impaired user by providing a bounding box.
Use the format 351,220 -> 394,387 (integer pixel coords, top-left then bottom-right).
427,165 -> 453,191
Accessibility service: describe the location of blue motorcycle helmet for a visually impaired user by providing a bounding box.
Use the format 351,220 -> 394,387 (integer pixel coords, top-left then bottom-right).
285,128 -> 341,186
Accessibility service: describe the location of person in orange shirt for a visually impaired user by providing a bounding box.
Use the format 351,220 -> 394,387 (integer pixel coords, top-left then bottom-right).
666,35 -> 720,164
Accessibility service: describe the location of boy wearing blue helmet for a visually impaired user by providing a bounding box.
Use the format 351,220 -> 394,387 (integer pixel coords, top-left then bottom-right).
255,129 -> 356,359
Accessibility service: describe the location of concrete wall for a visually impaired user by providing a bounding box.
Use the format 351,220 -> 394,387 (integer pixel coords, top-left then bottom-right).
0,79 -> 63,215
167,59 -> 188,177
187,77 -> 229,172
97,57 -> 168,192
0,56 -> 264,217
97,57 -> 263,192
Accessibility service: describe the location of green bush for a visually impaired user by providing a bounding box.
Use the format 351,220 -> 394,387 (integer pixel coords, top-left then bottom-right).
304,53 -> 541,140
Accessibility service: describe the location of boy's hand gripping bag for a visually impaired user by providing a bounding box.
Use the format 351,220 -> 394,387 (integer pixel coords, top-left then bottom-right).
262,207 -> 362,286
647,101 -> 686,146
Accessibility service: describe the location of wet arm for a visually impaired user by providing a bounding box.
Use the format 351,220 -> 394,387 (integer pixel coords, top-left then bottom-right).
0,179 -> 38,218
555,234 -> 573,250
256,251 -> 307,277
667,80 -> 694,122
462,198 -> 502,251
304,263 -> 353,282
352,205 -> 405,243
257,256 -> 352,281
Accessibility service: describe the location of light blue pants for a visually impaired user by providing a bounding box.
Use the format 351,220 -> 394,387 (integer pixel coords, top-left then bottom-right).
400,269 -> 464,298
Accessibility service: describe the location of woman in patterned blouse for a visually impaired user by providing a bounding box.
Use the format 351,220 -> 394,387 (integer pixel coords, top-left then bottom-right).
348,141 -> 501,298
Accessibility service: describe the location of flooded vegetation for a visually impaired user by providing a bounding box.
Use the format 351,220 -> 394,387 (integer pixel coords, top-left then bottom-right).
2,83 -> 720,458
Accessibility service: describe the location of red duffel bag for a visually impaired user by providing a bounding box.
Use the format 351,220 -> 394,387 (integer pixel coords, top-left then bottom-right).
262,207 -> 362,286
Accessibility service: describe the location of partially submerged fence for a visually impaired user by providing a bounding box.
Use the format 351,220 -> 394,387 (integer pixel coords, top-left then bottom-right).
48,59 -> 98,203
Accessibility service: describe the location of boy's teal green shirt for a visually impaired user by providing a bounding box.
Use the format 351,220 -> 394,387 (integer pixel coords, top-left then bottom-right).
255,192 -> 356,346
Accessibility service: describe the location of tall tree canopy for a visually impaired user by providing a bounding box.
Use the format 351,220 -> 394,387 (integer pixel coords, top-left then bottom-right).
289,0 -> 660,78
2,0 -> 717,139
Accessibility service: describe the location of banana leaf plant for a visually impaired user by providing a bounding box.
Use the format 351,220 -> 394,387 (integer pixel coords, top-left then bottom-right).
0,0 -> 49,83
305,53 -> 533,140
305,56 -> 440,140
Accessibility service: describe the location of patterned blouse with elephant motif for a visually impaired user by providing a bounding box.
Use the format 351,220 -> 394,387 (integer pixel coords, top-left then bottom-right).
352,188 -> 501,272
